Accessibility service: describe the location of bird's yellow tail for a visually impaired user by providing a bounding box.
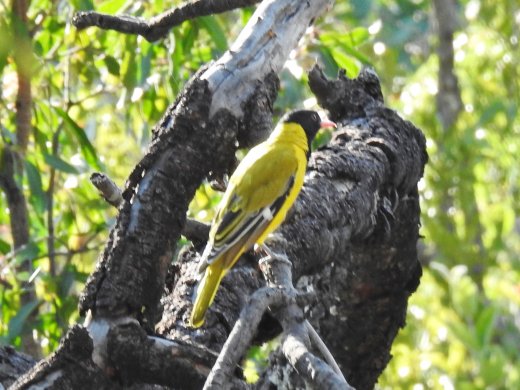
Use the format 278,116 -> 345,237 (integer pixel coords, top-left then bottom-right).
190,262 -> 225,328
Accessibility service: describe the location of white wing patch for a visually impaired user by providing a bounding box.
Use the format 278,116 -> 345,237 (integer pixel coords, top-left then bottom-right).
262,206 -> 274,220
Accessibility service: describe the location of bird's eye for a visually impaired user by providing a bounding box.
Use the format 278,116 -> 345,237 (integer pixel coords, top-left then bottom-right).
312,113 -> 319,122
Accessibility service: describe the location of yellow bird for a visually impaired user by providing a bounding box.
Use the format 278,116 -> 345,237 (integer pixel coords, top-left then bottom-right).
190,110 -> 336,328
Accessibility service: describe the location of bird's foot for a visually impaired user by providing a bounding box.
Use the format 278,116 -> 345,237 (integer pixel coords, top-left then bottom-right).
256,244 -> 292,266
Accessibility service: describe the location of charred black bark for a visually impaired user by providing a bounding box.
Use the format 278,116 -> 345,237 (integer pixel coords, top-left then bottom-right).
105,322 -> 212,388
78,78 -> 238,329
156,66 -> 427,389
72,0 -> 260,42
79,70 -> 278,329
256,67 -> 427,389
0,346 -> 36,388
10,326 -> 114,390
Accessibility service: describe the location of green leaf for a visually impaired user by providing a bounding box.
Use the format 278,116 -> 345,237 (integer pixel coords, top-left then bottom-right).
33,126 -> 50,153
0,18 -> 11,73
7,300 -> 40,342
320,28 -> 370,48
476,306 -> 496,347
319,29 -> 371,67
43,153 -> 79,174
200,16 -> 227,52
12,241 -> 40,266
181,21 -> 199,55
103,55 -> 120,76
328,48 -> 360,77
53,107 -> 101,170
318,47 -> 339,77
480,347 -> 506,385
477,100 -> 506,127
121,39 -> 138,90
97,0 -> 127,14
24,160 -> 46,214
70,0 -> 94,10
348,27 -> 370,46
0,238 -> 10,254
448,320 -> 479,351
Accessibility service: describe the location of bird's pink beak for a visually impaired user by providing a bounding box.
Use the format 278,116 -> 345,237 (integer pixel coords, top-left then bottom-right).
320,119 -> 337,129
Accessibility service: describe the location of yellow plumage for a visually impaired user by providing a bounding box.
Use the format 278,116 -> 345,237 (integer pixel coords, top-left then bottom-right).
190,110 -> 334,328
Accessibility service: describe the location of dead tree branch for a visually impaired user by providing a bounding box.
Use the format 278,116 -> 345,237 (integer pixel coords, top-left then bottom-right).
72,0 -> 260,42
262,253 -> 353,389
13,0 -> 335,388
0,346 -> 36,388
165,66 -> 426,390
90,172 -> 209,243
90,172 -> 124,207
203,287 -> 286,389
203,250 -> 353,389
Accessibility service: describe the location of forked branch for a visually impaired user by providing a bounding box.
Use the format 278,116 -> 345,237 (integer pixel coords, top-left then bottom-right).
203,249 -> 354,389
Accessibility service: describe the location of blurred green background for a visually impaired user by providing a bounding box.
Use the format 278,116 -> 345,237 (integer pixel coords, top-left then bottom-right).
0,0 -> 518,388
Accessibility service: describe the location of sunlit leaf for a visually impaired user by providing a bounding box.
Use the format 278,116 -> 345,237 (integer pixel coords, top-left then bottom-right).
53,107 -> 101,170
103,55 -> 120,76
97,0 -> 127,14
24,160 -> 46,214
0,238 -> 10,254
43,153 -> 80,174
7,300 -> 40,342
475,306 -> 496,347
12,241 -> 40,266
200,16 -> 227,52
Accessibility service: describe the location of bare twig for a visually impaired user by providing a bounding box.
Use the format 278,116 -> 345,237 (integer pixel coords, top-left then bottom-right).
90,171 -> 210,243
72,0 -> 260,42
203,287 -> 287,389
305,320 -> 346,382
282,330 -> 354,390
181,218 -> 211,244
90,172 -> 211,246
203,241 -> 353,388
261,253 -> 354,389
90,172 -> 123,207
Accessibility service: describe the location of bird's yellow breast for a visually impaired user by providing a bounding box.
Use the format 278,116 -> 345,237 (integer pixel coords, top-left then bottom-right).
253,123 -> 309,244
255,148 -> 306,244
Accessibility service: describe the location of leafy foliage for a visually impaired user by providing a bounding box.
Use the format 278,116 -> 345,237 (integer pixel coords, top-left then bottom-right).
1,0 -> 519,388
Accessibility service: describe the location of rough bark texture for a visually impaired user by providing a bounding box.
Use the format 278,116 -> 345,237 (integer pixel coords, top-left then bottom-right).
78,70 -> 278,331
258,67 -> 427,390
105,322 -> 213,388
0,346 -> 36,388
7,66 -> 426,388
156,67 -> 427,390
78,77 -> 238,328
9,326 -> 114,389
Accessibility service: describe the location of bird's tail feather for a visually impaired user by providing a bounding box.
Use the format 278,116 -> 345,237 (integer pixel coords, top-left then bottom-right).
190,261 -> 225,328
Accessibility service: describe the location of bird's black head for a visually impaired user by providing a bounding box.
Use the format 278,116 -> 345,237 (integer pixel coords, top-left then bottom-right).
283,110 -> 323,142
